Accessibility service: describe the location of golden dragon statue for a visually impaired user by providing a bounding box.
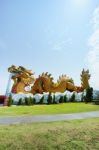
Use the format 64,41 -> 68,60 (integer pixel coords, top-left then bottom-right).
8,65 -> 90,94
8,65 -> 35,94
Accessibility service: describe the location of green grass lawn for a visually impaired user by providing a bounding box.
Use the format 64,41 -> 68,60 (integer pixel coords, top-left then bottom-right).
0,118 -> 99,150
0,103 -> 99,116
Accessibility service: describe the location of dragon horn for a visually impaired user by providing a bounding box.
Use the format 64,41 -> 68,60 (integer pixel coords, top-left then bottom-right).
45,72 -> 48,75
42,72 -> 44,76
48,74 -> 51,77
51,77 -> 53,81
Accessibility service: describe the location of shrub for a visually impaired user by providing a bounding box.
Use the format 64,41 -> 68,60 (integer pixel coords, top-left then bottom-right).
32,97 -> 36,104
29,97 -> 33,105
85,87 -> 93,103
63,95 -> 67,103
47,92 -> 53,104
24,97 -> 33,105
59,95 -> 64,103
8,95 -> 13,106
53,94 -> 57,104
70,92 -> 76,102
81,92 -> 84,102
39,96 -> 44,104
25,97 -> 28,105
17,98 -> 23,105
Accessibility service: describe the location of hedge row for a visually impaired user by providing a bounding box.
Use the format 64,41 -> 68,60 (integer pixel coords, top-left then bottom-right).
8,87 -> 93,106
8,93 -> 82,106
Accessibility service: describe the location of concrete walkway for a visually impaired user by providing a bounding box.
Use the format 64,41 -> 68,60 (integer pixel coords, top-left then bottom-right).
0,111 -> 99,125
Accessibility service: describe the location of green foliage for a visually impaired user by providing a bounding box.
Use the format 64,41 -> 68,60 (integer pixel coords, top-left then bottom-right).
63,95 -> 67,103
28,97 -> 33,105
24,97 -> 28,105
53,94 -> 57,104
24,97 -> 33,105
32,97 -> 36,104
81,92 -> 84,102
47,93 -> 53,104
17,98 -> 23,105
85,87 -> 93,103
59,95 -> 64,103
8,95 -> 13,106
70,92 -> 76,102
39,96 -> 44,104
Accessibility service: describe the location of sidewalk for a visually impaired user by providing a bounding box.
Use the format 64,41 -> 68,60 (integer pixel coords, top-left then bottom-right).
0,111 -> 99,125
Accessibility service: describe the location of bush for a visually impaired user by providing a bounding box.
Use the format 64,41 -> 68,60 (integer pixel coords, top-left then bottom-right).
53,94 -> 57,104
24,97 -> 33,105
8,95 -> 13,106
17,98 -> 23,105
29,97 -> 33,105
59,95 -> 64,103
63,95 -> 67,103
39,96 -> 44,104
32,97 -> 36,104
24,97 -> 28,105
70,92 -> 76,102
81,92 -> 84,102
47,92 -> 53,104
85,87 -> 93,103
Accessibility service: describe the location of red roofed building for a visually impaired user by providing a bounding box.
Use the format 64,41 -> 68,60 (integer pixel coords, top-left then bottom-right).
0,95 -> 8,106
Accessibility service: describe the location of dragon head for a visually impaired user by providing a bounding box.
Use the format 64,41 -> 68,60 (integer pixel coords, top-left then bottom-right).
8,65 -> 20,74
8,65 -> 35,86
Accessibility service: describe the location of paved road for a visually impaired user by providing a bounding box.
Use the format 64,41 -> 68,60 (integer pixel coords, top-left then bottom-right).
0,111 -> 99,125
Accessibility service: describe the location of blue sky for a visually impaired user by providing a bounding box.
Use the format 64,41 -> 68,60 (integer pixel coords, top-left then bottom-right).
0,0 -> 99,94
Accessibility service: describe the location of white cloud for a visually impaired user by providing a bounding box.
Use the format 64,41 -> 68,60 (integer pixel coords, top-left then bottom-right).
92,7 -> 99,30
51,38 -> 72,52
52,44 -> 61,52
87,7 -> 99,89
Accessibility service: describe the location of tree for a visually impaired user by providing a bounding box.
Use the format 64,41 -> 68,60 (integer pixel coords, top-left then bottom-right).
30,97 -> 33,105
70,92 -> 76,102
39,96 -> 44,104
81,92 -> 84,102
25,97 -> 33,105
25,97 -> 28,105
8,95 -> 13,106
64,95 -> 67,103
85,87 -> 93,103
17,98 -> 23,105
53,94 -> 57,104
59,95 -> 64,103
32,97 -> 36,104
47,92 -> 53,104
